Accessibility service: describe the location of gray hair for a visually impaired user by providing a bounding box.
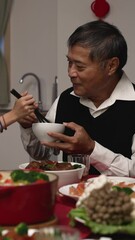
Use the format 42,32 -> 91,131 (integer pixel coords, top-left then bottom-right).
67,20 -> 127,71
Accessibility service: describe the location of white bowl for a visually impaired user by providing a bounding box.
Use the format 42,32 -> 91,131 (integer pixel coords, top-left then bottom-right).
32,122 -> 65,142
19,162 -> 85,189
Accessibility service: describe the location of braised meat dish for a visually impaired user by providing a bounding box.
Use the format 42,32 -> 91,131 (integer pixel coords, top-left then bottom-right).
25,160 -> 81,171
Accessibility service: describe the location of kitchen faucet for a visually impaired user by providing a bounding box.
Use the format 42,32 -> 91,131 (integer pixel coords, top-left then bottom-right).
19,72 -> 43,110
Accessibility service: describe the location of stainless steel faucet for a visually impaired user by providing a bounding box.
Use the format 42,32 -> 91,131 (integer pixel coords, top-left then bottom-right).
19,72 -> 43,110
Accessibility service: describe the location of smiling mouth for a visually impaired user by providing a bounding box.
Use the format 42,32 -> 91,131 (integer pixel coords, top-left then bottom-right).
72,82 -> 81,87
72,84 -> 83,96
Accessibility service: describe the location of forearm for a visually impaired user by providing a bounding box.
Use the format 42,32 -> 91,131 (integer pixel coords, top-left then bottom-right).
2,110 -> 18,127
90,142 -> 135,177
0,110 -> 18,133
20,125 -> 53,160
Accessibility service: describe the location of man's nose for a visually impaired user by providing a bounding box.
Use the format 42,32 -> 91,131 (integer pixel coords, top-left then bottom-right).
68,66 -> 77,77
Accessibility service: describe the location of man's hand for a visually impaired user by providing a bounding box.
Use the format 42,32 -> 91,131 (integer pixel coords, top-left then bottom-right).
41,122 -> 95,154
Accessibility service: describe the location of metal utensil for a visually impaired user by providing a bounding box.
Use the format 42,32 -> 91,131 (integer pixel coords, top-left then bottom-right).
10,88 -> 50,123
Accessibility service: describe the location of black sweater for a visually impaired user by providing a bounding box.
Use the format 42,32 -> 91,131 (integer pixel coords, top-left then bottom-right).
55,87 -> 135,173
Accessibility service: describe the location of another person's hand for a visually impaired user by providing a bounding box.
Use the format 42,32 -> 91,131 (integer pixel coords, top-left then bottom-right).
15,91 -> 37,128
41,122 -> 95,154
18,114 -> 37,129
12,91 -> 36,119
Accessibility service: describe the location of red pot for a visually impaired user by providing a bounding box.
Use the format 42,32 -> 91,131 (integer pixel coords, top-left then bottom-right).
0,171 -> 58,225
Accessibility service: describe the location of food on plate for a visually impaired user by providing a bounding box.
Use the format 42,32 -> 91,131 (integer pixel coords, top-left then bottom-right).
20,161 -> 85,189
25,160 -> 82,171
69,177 -> 135,198
0,169 -> 49,185
69,175 -> 135,235
69,181 -> 85,197
0,223 -> 35,240
78,182 -> 133,225
114,181 -> 135,188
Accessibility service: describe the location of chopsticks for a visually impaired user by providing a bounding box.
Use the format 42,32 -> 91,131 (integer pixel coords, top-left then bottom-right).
10,89 -> 50,123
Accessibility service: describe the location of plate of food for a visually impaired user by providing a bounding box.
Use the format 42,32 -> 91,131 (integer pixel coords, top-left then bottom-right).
68,175 -> 135,236
59,183 -> 83,200
87,176 -> 135,190
60,176 -> 135,200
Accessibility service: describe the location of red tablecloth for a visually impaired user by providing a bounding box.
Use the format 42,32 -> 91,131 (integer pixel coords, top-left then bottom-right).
54,175 -> 97,239
54,194 -> 91,239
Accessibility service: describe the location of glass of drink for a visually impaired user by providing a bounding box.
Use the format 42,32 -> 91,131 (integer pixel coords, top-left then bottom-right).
67,154 -> 90,176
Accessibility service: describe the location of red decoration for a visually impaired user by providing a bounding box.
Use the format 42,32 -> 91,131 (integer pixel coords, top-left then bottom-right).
91,0 -> 110,19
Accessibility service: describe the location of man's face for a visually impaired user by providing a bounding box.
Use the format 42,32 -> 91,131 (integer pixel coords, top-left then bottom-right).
67,45 -> 109,100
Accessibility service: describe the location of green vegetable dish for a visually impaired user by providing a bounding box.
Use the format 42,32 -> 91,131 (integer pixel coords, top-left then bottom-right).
0,169 -> 49,185
11,169 -> 49,183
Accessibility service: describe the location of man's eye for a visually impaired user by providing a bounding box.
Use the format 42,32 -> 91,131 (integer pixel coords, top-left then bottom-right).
68,61 -> 73,67
76,65 -> 85,71
68,60 -> 72,64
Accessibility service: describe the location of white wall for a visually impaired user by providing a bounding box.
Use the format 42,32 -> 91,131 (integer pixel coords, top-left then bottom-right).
10,0 -> 57,111
0,0 -> 135,169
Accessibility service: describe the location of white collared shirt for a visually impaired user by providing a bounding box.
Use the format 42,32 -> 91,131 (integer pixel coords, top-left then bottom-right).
20,72 -> 135,177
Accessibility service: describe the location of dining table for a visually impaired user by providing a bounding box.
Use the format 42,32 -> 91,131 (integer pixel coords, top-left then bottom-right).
2,173 -> 135,240
54,174 -> 94,239
55,190 -> 91,239
54,174 -> 135,240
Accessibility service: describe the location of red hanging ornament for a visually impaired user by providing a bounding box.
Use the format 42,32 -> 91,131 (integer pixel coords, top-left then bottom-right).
91,0 -> 110,19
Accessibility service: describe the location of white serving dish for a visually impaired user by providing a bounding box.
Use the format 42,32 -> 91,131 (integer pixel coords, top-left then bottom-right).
19,162 -> 85,189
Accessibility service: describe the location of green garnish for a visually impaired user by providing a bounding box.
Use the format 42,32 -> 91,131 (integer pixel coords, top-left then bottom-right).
45,164 -> 55,170
73,164 -> 82,169
69,207 -> 135,235
3,237 -> 12,240
10,169 -> 49,183
112,185 -> 134,195
15,222 -> 28,235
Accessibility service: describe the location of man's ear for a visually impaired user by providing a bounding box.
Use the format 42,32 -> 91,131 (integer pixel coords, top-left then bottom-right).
108,57 -> 120,75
